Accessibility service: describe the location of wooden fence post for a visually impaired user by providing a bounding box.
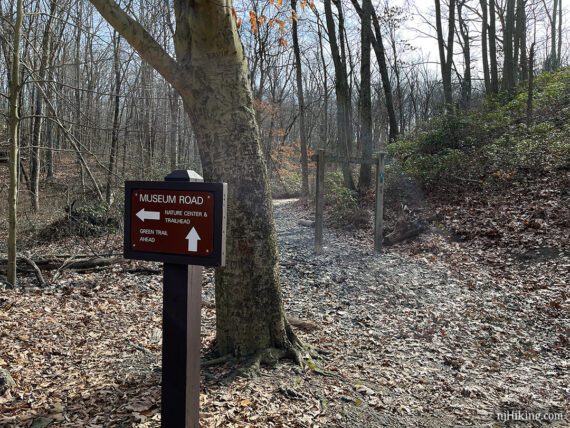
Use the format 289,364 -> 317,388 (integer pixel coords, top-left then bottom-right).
315,149 -> 325,253
374,153 -> 385,253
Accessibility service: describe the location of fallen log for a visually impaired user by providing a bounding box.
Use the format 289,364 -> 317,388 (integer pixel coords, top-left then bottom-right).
0,252 -> 122,260
0,256 -> 122,274
64,257 -> 121,271
298,219 -> 315,228
383,219 -> 428,246
124,267 -> 162,275
288,317 -> 318,332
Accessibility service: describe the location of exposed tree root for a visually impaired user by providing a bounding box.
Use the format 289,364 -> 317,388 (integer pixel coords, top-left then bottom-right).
288,316 -> 319,332
203,318 -> 326,381
283,320 -> 321,367
201,354 -> 233,367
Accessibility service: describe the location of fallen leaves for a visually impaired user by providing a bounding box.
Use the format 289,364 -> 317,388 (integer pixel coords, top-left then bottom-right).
0,189 -> 568,426
0,271 -> 162,427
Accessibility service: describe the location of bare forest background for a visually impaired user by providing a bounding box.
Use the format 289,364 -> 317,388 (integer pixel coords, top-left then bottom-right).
0,0 -> 567,207
0,0 -> 569,292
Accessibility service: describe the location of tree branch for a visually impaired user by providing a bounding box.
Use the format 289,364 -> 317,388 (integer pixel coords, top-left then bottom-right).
88,0 -> 185,91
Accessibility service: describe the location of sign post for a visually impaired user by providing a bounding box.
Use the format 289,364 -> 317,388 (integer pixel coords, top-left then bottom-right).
124,170 -> 227,427
315,149 -> 325,254
374,153 -> 385,253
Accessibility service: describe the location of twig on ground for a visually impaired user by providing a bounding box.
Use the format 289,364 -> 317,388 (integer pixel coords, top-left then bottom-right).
19,254 -> 47,287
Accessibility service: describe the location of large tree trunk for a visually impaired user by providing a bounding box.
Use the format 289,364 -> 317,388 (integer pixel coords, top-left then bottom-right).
358,0 -> 373,190
350,0 -> 399,142
90,0 -> 301,358
557,0 -> 562,65
316,19 -> 329,151
73,3 -> 85,192
489,0 -> 499,93
168,89 -> 180,171
291,0 -> 310,198
176,4 -> 294,356
324,0 -> 356,190
45,58 -> 55,180
502,0 -> 516,92
105,32 -> 121,205
30,0 -> 56,211
527,43 -> 536,124
551,0 -> 559,69
391,35 -> 405,132
517,0 -> 528,81
435,0 -> 456,107
7,0 -> 24,287
371,9 -> 399,141
458,0 -> 471,107
481,0 -> 491,93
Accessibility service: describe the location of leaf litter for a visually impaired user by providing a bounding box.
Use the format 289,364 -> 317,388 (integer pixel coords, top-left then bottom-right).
0,195 -> 568,427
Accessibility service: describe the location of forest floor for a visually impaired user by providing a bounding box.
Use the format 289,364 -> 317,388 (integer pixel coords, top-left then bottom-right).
0,193 -> 569,427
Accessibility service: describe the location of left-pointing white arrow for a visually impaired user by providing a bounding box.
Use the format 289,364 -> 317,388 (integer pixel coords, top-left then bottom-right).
185,227 -> 201,252
136,208 -> 160,222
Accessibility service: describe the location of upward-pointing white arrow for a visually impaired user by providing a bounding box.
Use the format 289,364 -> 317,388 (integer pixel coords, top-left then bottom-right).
136,208 -> 160,222
186,227 -> 201,252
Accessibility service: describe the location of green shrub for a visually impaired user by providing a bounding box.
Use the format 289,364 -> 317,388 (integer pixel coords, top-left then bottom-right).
66,199 -> 122,237
550,138 -> 570,163
324,172 -> 369,229
483,121 -> 569,173
414,114 -> 469,155
503,92 -> 527,116
404,149 -> 470,188
325,171 -> 357,209
388,67 -> 570,191
38,199 -> 121,241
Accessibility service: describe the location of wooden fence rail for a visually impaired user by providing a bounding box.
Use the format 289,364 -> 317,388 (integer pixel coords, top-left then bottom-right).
313,150 -> 386,254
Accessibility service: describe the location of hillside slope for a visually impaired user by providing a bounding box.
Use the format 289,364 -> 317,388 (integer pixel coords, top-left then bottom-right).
389,68 -> 569,295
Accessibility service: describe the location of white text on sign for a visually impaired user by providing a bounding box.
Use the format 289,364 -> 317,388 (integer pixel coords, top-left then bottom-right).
139,194 -> 204,205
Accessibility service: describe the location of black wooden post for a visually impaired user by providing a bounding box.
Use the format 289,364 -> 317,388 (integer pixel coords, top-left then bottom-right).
315,149 -> 325,253
374,153 -> 386,253
162,170 -> 203,428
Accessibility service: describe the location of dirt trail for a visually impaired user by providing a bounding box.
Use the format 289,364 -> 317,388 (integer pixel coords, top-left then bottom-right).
272,199 -> 568,427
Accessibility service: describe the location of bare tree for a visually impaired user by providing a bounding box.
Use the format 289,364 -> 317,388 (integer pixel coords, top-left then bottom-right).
29,0 -> 57,211
549,0 -> 560,68
435,0 -> 456,107
557,0 -> 562,63
291,0 -> 310,197
358,0 -> 373,190
456,1 -> 472,107
516,0 -> 528,81
351,0 -> 399,141
489,0 -> 500,92
7,0 -> 24,287
481,0 -> 491,92
324,0 -> 356,189
105,31 -> 122,205
503,0 -> 517,91
527,42 -> 536,123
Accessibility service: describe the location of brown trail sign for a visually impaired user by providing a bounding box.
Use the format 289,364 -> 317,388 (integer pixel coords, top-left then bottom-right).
124,180 -> 227,266
124,171 -> 227,428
